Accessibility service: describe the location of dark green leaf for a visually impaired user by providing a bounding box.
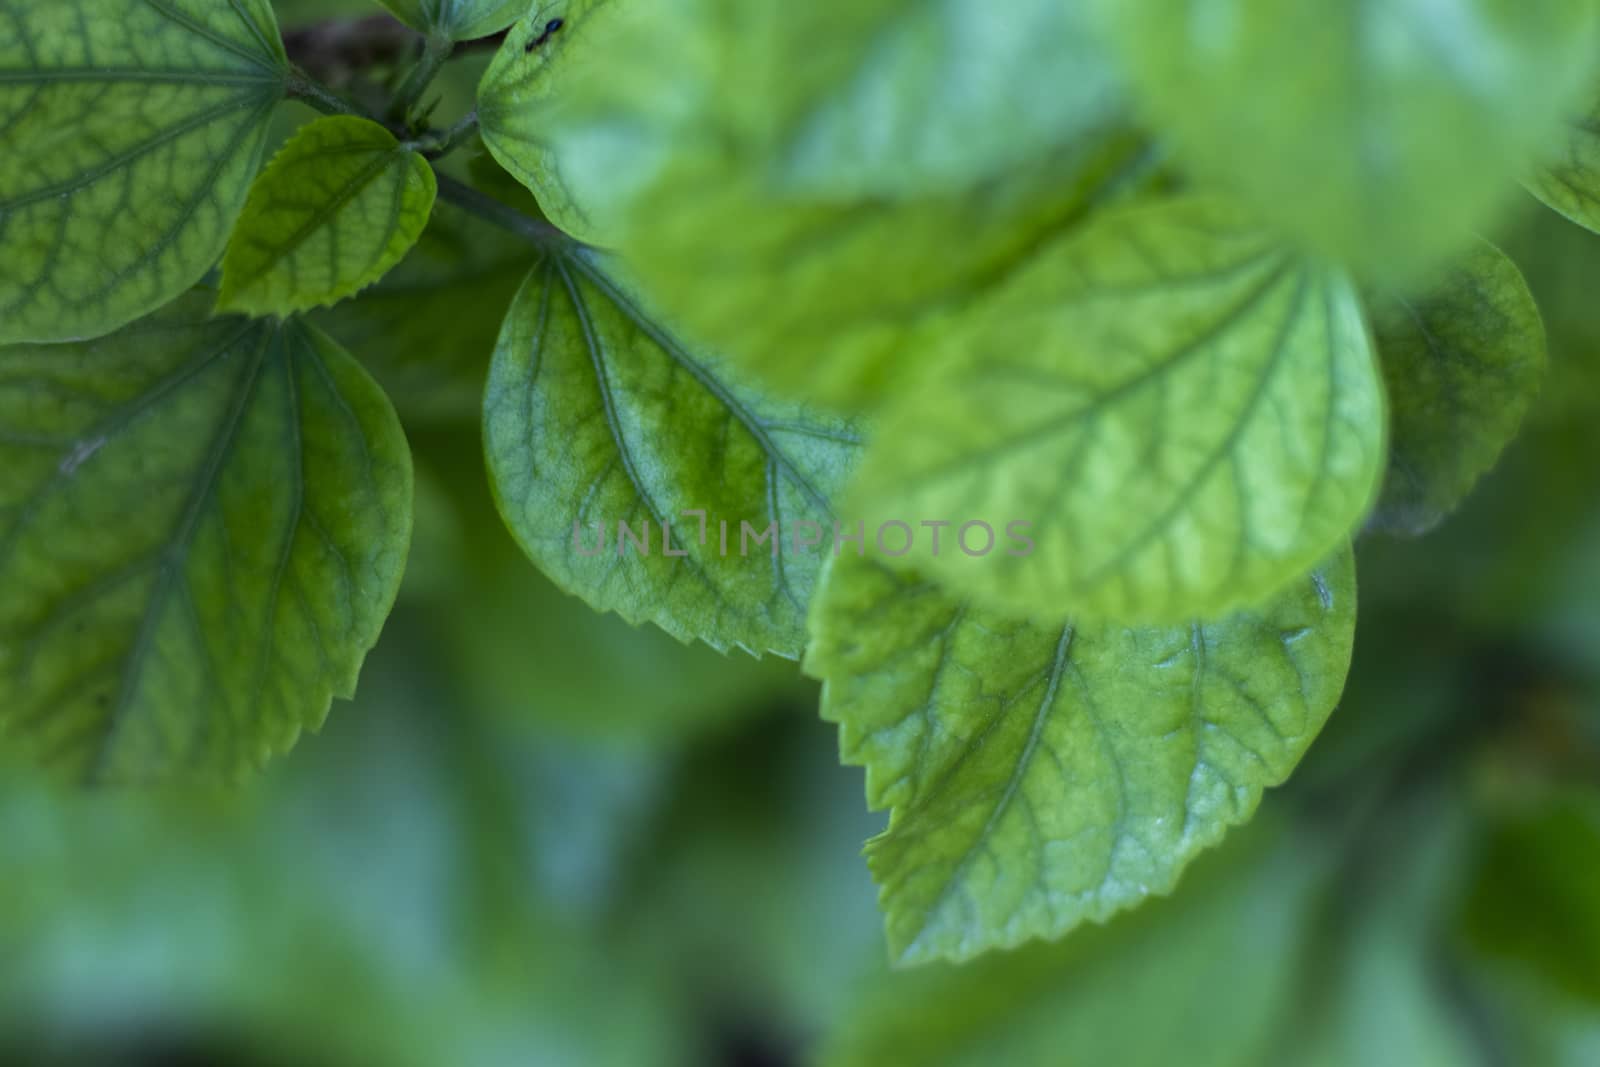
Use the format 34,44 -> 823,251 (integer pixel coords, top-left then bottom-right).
1367,240 -> 1546,536
0,292 -> 412,783
0,0 -> 288,343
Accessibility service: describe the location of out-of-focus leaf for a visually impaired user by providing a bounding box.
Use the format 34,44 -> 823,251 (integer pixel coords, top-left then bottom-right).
478,0 -> 1156,408
483,250 -> 861,657
1461,790 -> 1600,1008
1366,240 -> 1546,536
0,293 -> 412,783
823,815 -> 1328,1067
805,548 -> 1355,964
0,0 -> 288,343
314,201 -> 537,424
1096,0 -> 1600,279
0,620 -> 690,1067
220,116 -> 437,316
376,0 -> 527,42
1528,91 -> 1600,235
853,198 -> 1382,624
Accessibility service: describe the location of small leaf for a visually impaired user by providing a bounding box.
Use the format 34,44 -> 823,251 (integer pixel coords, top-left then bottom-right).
313,200 -> 537,424
483,249 -> 861,656
852,197 -> 1384,624
1367,240 -> 1546,536
1096,0 -> 1600,278
805,547 -> 1355,964
0,0 -> 287,343
376,0 -> 528,42
219,115 -> 437,316
477,0 -> 1156,408
1528,92 -> 1600,235
0,292 -> 412,783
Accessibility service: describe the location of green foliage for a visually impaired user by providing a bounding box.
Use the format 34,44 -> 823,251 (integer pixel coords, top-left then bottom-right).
1462,791 -> 1600,1008
375,0 -> 527,42
1528,90 -> 1600,235
478,0 -> 1158,408
1367,240 -> 1547,536
823,816 -> 1327,1067
0,0 -> 287,344
0,292 -> 412,782
1096,0 -> 1600,279
3,0 -> 1600,1039
807,548 -> 1354,963
219,115 -> 437,316
483,248 -> 861,656
854,198 -> 1382,623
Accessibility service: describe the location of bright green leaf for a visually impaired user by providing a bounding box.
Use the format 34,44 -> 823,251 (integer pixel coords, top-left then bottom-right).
0,0 -> 287,343
478,0 -> 1156,408
314,200 -> 537,423
1367,240 -> 1546,536
219,115 -> 437,316
483,249 -> 861,656
1096,0 -> 1600,279
0,291 -> 412,783
805,546 -> 1356,964
852,197 -> 1384,625
376,0 -> 528,41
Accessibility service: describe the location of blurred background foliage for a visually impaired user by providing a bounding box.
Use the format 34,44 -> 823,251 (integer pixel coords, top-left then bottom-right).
3,2 -> 1600,1065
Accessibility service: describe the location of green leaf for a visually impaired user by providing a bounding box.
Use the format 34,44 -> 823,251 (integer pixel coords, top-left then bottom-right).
1528,89 -> 1600,235
483,248 -> 861,656
478,0 -> 1156,408
1096,0 -> 1600,279
376,0 -> 528,41
852,197 -> 1384,625
804,545 -> 1356,964
0,0 -> 288,344
313,200 -> 536,424
1367,240 -> 1546,536
0,291 -> 412,783
823,816 -> 1329,1067
409,430 -> 809,742
219,115 -> 437,316
1462,791 -> 1600,1009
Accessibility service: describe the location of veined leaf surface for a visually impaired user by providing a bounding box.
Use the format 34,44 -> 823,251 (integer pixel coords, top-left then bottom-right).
0,0 -> 288,343
806,548 -> 1355,963
483,249 -> 861,656
0,292 -> 412,783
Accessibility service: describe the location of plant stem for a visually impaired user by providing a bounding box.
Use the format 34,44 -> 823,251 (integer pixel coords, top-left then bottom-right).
433,173 -> 571,251
286,67 -> 366,118
424,111 -> 481,160
393,34 -> 454,122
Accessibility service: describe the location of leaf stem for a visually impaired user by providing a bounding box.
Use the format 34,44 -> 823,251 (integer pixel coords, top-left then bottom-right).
286,67 -> 366,118
423,111 -> 481,160
393,33 -> 454,123
432,173 -> 571,251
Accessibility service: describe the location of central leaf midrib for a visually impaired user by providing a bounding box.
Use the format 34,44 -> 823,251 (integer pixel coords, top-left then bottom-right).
237,148 -> 408,289
90,325 -> 276,781
567,252 -> 838,518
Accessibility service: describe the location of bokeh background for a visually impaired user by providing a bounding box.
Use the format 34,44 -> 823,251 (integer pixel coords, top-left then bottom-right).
2,3 -> 1598,1065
